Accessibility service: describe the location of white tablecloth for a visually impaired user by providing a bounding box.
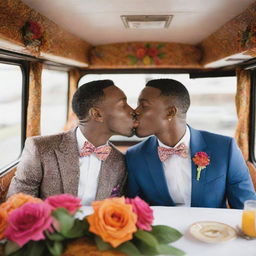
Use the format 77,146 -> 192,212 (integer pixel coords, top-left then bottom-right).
78,206 -> 256,256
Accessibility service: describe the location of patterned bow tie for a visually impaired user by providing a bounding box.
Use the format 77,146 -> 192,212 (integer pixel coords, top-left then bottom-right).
80,141 -> 112,161
158,142 -> 188,162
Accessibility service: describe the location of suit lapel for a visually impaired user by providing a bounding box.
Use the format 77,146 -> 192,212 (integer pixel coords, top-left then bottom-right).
189,127 -> 211,207
55,129 -> 80,196
96,145 -> 122,200
143,136 -> 175,205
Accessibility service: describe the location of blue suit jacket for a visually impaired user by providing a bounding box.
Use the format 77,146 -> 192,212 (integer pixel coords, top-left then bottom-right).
126,127 -> 256,209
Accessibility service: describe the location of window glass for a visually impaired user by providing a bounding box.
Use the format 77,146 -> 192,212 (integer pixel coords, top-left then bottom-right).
79,74 -> 237,140
41,69 -> 68,135
0,63 -> 22,171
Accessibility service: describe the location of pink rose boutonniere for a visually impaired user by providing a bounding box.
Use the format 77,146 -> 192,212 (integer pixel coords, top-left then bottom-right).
192,152 -> 210,181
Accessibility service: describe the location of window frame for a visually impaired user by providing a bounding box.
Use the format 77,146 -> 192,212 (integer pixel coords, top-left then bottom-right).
0,57 -> 29,175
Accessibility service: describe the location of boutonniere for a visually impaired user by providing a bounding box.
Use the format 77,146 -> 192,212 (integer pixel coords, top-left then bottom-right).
192,152 -> 210,181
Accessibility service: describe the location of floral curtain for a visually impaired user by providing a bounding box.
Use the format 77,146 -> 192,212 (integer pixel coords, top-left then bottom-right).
235,68 -> 256,189
26,62 -> 43,137
63,69 -> 80,131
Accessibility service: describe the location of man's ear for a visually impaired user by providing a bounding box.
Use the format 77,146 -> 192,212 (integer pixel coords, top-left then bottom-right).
88,107 -> 104,122
166,106 -> 177,120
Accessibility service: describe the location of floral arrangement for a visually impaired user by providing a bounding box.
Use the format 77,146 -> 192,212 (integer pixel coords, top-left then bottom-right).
128,43 -> 165,65
21,21 -> 43,47
0,193 -> 184,256
239,23 -> 256,49
192,152 -> 210,181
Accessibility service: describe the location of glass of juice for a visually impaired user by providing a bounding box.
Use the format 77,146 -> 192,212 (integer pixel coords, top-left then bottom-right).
242,200 -> 256,237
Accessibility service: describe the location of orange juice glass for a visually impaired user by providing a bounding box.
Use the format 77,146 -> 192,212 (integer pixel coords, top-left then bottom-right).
242,200 -> 256,237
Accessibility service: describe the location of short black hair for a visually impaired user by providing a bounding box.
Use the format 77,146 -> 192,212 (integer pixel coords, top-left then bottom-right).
146,79 -> 190,113
72,79 -> 114,120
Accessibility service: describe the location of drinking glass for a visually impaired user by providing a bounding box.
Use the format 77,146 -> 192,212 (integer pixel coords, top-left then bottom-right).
241,200 -> 256,237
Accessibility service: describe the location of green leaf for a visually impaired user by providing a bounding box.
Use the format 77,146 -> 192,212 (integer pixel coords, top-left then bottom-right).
46,241 -> 63,256
156,244 -> 185,256
94,236 -> 112,251
117,241 -> 142,256
62,219 -> 89,238
135,241 -> 157,255
151,225 -> 183,243
8,241 -> 46,256
45,230 -> 66,242
127,55 -> 138,64
52,208 -> 75,236
26,241 -> 46,256
145,43 -> 151,48
4,241 -> 21,256
134,230 -> 158,248
157,52 -> 165,58
156,43 -> 165,49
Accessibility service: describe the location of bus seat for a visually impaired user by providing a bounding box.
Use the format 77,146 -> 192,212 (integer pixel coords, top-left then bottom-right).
0,168 -> 16,203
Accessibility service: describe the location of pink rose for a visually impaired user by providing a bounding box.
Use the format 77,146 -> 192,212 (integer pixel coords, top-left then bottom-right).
45,194 -> 81,215
125,196 -> 154,231
5,202 -> 53,247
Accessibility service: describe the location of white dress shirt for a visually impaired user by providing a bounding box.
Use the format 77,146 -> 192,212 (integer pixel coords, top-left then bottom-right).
76,127 -> 105,206
158,126 -> 191,206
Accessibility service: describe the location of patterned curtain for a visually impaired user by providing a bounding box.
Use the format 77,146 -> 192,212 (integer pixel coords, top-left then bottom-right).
26,62 -> 43,137
235,68 -> 256,189
63,69 -> 81,131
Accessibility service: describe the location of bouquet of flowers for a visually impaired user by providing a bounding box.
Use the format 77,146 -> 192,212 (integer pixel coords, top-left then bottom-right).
0,193 -> 185,256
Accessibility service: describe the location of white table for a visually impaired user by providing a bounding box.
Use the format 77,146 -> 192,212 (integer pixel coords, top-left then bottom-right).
78,206 -> 256,256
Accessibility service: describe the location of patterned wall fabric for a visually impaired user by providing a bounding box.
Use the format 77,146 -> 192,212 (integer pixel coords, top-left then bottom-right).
90,42 -> 202,68
0,0 -> 90,65
200,2 -> 256,65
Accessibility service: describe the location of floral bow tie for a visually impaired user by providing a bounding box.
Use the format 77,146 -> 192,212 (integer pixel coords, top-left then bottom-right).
80,141 -> 112,161
158,142 -> 188,162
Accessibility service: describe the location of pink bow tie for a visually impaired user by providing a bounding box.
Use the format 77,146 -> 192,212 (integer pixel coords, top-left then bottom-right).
158,142 -> 188,162
80,141 -> 112,161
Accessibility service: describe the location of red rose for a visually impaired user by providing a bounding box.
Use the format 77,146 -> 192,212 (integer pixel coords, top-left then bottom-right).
136,47 -> 146,59
28,21 -> 42,39
147,47 -> 158,57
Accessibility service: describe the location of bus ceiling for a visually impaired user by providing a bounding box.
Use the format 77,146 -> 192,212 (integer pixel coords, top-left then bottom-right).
0,0 -> 256,71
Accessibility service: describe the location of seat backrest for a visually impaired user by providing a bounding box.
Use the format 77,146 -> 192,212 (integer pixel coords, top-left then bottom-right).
0,168 -> 16,203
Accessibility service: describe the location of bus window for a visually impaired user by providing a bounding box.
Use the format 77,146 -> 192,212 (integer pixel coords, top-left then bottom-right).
41,69 -> 68,135
0,63 -> 23,172
79,74 -> 237,142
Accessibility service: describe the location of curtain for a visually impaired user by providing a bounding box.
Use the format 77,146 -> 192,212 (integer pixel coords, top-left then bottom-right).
235,68 -> 256,190
63,69 -> 80,131
26,62 -> 43,137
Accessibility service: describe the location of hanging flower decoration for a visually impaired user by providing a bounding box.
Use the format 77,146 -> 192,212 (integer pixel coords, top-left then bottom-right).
239,23 -> 256,49
192,152 -> 210,181
21,21 -> 43,47
128,43 -> 165,65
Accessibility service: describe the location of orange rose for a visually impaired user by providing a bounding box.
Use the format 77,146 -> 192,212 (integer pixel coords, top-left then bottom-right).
1,193 -> 42,213
87,197 -> 137,248
0,208 -> 8,240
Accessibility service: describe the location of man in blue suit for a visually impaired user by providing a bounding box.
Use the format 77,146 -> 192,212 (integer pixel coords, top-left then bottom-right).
126,79 -> 256,209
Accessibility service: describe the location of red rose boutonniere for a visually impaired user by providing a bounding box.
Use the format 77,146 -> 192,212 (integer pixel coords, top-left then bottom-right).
192,152 -> 210,181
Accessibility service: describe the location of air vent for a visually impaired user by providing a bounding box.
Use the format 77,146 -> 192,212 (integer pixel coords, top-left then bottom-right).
121,15 -> 173,29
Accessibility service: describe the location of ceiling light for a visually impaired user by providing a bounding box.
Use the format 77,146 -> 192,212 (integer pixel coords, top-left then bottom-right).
121,15 -> 173,29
